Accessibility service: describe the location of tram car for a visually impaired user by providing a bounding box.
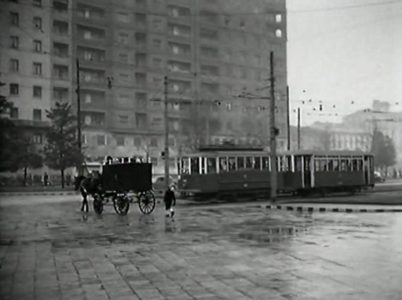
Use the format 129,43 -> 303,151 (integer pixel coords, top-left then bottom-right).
177,146 -> 375,199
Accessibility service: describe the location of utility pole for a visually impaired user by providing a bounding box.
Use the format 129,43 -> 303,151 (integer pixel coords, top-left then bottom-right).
269,51 -> 277,201
164,75 -> 170,191
76,59 -> 82,175
297,107 -> 301,150
286,85 -> 290,151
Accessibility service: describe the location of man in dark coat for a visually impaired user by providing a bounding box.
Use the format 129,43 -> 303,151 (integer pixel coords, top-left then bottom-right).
164,186 -> 176,217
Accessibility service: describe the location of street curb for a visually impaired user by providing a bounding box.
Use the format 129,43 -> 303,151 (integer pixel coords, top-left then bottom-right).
0,192 -> 77,197
266,204 -> 402,213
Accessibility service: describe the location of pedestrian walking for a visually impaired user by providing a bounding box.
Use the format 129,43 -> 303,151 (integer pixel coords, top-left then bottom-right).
43,172 -> 49,186
164,186 -> 176,217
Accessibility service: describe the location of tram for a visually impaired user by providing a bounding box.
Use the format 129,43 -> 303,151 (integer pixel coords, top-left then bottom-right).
177,146 -> 375,199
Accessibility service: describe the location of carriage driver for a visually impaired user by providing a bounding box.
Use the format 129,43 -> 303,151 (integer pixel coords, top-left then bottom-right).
164,185 -> 176,218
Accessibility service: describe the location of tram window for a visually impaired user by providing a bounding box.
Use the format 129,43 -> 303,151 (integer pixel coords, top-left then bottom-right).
262,157 -> 270,170
181,158 -> 190,174
328,158 -> 339,171
207,157 -> 217,173
340,159 -> 348,172
295,156 -> 302,172
219,157 -> 228,172
352,159 -> 360,171
254,157 -> 261,170
321,160 -> 328,171
237,156 -> 245,169
357,159 -> 363,171
228,157 -> 236,171
245,157 -> 253,168
314,160 -> 320,172
191,157 -> 200,174
287,156 -> 292,172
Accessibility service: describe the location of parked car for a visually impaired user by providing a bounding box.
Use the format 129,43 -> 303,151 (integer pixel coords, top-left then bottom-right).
374,171 -> 385,183
152,176 -> 178,194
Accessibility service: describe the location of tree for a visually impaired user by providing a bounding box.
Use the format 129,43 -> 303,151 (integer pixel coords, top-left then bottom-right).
0,96 -> 19,171
371,130 -> 396,173
44,102 -> 83,188
0,97 -> 43,183
18,137 -> 43,186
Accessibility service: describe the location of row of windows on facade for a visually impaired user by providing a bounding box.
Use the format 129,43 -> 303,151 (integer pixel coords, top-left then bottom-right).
9,12 -> 44,30
7,60 -> 69,79
9,107 -> 43,121
72,2 -> 282,30
8,34 -> 268,71
83,135 -> 165,148
76,22 -> 283,43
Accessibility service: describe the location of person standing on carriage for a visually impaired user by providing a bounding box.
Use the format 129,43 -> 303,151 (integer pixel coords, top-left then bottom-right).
164,186 -> 176,217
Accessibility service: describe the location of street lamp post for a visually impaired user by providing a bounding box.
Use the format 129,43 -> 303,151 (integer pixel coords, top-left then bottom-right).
76,59 -> 82,175
164,76 -> 170,191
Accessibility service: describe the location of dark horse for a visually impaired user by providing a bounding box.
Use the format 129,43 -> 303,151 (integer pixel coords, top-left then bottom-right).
74,174 -> 102,212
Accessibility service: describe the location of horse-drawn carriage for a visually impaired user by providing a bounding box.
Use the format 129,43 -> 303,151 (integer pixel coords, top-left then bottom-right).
77,161 -> 156,216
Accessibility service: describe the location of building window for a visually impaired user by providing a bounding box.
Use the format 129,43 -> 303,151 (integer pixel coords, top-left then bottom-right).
150,137 -> 158,147
33,62 -> 42,75
118,53 -> 128,62
10,12 -> 19,26
33,109 -> 42,121
135,113 -> 147,129
53,20 -> 69,36
275,29 -> 282,38
200,28 -> 218,40
53,64 -> 69,80
116,136 -> 125,146
33,86 -> 42,98
33,40 -> 42,52
97,135 -> 106,145
118,32 -> 129,44
10,107 -> 19,119
33,17 -> 42,30
10,83 -> 19,95
33,0 -> 42,6
275,14 -> 282,23
10,36 -> 19,49
32,134 -> 43,144
134,137 -> 141,147
53,0 -> 68,13
53,87 -> 68,102
118,115 -> 129,124
152,18 -> 163,31
9,59 -> 19,72
152,39 -> 161,49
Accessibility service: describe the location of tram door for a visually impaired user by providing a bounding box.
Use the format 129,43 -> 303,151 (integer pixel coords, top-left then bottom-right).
363,155 -> 371,185
303,155 -> 312,188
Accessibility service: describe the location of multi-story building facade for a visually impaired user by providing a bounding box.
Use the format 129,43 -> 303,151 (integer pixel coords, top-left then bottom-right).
1,0 -> 288,174
0,0 -> 58,146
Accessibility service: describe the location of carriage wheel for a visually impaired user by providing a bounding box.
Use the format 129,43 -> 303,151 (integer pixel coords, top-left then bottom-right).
138,191 -> 156,215
113,194 -> 130,216
93,194 -> 104,215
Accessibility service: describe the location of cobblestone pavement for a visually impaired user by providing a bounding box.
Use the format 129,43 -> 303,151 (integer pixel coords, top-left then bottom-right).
1,197 -> 402,300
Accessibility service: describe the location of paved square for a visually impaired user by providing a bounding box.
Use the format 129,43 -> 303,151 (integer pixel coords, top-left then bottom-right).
1,196 -> 402,299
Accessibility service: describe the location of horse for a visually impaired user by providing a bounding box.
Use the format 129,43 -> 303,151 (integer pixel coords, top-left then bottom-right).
74,174 -> 102,212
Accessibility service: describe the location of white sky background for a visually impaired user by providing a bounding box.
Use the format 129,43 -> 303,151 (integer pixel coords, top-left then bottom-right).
287,0 -> 402,126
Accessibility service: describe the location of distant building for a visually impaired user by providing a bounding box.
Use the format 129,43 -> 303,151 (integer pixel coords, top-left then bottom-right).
1,0 -> 289,175
293,100 -> 402,168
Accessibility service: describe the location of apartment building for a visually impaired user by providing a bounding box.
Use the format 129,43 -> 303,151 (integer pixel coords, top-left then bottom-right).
0,0 -> 59,145
1,0 -> 288,171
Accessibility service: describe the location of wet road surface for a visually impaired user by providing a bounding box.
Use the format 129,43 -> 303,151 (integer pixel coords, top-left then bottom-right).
1,196 -> 402,299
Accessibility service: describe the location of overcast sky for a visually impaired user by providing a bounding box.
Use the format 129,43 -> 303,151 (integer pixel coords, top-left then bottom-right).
287,0 -> 402,125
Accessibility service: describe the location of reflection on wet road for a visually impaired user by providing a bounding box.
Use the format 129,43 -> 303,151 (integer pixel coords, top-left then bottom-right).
1,199 -> 402,299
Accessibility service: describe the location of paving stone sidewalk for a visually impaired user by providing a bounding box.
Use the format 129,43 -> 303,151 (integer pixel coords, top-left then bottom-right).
1,199 -> 402,300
